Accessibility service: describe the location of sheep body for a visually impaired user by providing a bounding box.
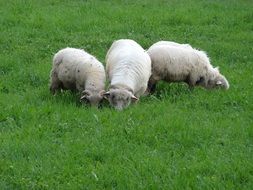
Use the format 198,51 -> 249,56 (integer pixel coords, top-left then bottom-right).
105,39 -> 151,110
147,43 -> 229,93
50,47 -> 106,106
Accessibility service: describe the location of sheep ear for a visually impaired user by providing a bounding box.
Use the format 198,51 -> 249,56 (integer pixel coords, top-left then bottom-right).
80,90 -> 91,101
216,81 -> 222,85
99,90 -> 105,96
80,94 -> 88,101
131,95 -> 139,101
82,90 -> 91,96
103,91 -> 110,100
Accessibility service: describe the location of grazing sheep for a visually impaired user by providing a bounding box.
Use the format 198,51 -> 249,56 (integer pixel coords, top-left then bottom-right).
50,47 -> 106,106
104,39 -> 151,110
147,43 -> 229,93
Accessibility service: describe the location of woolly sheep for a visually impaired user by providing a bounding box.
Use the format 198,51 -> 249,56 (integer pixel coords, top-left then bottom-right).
104,39 -> 151,110
147,42 -> 229,93
50,47 -> 106,107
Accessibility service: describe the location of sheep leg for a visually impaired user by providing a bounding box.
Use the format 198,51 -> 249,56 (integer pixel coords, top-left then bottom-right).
186,74 -> 196,90
50,70 -> 62,95
146,77 -> 157,94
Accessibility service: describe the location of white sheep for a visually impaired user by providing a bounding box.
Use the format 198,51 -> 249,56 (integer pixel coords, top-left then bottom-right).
147,42 -> 229,93
104,39 -> 151,110
50,47 -> 106,106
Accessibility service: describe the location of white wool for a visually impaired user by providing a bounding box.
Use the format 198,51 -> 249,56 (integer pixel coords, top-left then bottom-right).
147,43 -> 229,89
149,41 -> 193,50
50,47 -> 105,94
106,39 -> 151,97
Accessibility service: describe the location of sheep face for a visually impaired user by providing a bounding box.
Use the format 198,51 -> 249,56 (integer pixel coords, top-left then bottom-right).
205,74 -> 229,90
203,68 -> 229,90
104,89 -> 138,111
80,90 -> 105,107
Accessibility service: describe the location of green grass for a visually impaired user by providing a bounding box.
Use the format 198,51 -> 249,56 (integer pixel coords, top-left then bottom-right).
0,0 -> 253,189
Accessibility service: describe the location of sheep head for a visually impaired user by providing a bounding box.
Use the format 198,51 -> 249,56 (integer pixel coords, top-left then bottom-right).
103,88 -> 138,111
205,67 -> 229,90
80,89 -> 105,107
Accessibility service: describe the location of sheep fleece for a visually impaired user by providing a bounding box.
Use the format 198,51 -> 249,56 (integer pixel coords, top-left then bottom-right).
147,44 -> 228,88
51,47 -> 105,92
106,39 -> 151,97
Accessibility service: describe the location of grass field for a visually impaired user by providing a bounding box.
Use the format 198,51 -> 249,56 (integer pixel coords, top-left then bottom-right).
0,0 -> 253,189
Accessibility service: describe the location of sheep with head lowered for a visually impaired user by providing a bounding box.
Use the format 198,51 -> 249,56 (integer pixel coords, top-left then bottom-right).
104,39 -> 151,110
50,47 -> 106,107
147,41 -> 229,93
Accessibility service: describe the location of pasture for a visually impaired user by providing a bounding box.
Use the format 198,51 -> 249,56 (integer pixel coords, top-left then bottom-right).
0,0 -> 252,189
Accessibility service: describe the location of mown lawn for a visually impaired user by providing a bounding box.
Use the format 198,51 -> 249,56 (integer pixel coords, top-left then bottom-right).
0,0 -> 252,189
